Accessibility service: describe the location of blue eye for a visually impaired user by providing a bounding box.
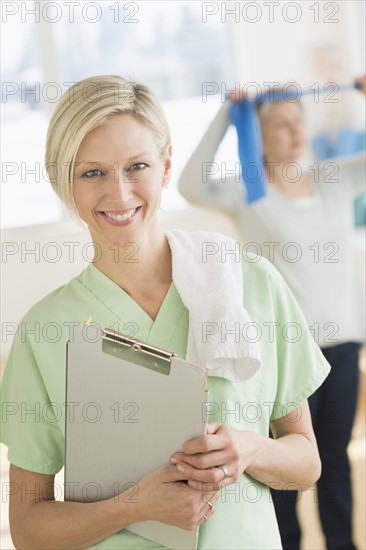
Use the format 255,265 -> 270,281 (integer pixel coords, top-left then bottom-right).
82,169 -> 103,179
128,163 -> 148,172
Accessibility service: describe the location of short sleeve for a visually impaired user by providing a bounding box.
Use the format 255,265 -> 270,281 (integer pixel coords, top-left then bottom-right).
0,328 -> 64,474
242,256 -> 331,422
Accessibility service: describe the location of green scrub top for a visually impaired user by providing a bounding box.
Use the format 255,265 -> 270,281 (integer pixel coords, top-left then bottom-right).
1,254 -> 330,549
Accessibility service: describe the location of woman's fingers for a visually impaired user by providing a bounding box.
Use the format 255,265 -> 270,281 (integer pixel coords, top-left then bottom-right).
188,478 -> 226,493
169,424 -> 245,490
173,460 -> 233,491
226,90 -> 250,102
159,464 -> 190,483
196,494 -> 219,525
180,431 -> 225,456
205,422 -> 223,435
181,434 -> 222,456
172,450 -> 226,471
189,469 -> 232,493
186,463 -> 234,492
355,75 -> 366,94
139,465 -> 220,530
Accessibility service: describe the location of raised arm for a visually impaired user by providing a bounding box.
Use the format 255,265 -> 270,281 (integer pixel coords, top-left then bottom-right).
178,101 -> 242,214
333,75 -> 366,197
9,463 -> 219,549
330,150 -> 366,197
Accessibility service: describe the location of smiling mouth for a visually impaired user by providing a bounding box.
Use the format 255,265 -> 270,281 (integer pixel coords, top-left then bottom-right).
99,206 -> 142,222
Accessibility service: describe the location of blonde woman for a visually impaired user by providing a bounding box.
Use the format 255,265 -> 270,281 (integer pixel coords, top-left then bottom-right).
178,77 -> 366,550
1,76 -> 330,549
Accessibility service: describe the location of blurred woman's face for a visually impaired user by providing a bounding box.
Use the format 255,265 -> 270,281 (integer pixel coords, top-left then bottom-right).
261,102 -> 306,163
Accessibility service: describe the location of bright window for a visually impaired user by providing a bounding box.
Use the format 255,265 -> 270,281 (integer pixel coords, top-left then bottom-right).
1,1 -> 232,228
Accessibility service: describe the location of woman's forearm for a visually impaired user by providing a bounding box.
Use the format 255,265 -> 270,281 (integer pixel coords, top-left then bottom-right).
11,486 -> 139,550
10,463 -> 218,549
178,102 -> 237,212
244,430 -> 321,491
245,404 -> 321,491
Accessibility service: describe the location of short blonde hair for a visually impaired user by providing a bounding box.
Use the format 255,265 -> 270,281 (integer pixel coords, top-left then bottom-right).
45,75 -> 171,219
256,86 -> 303,129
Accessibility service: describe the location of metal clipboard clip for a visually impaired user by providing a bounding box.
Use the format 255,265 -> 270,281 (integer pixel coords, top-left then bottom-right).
101,328 -> 178,375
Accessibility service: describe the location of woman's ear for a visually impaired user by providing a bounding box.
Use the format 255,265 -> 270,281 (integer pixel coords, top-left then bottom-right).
162,145 -> 172,185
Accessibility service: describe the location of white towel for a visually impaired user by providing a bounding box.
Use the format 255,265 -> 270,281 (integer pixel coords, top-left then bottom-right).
165,230 -> 261,382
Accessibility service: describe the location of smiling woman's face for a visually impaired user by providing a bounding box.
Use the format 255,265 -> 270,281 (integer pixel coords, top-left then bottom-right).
73,113 -> 171,249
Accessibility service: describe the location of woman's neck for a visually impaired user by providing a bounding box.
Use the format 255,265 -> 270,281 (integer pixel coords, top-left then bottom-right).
265,160 -> 313,198
91,231 -> 172,298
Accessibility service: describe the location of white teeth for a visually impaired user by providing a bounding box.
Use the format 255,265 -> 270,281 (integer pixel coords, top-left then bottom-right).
104,208 -> 137,221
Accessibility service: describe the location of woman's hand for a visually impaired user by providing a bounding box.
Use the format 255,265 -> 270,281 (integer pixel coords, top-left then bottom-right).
355,75 -> 366,94
169,423 -> 257,492
226,90 -> 245,102
170,401 -> 321,495
135,464 -> 220,530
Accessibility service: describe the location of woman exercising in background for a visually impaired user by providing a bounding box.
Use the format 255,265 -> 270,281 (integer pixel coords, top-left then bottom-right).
178,76 -> 366,550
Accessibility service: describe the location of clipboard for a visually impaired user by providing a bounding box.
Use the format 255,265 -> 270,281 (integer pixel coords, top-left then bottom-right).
64,324 -> 208,550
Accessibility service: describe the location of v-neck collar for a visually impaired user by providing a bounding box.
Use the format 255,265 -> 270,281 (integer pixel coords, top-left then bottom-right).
78,263 -> 187,348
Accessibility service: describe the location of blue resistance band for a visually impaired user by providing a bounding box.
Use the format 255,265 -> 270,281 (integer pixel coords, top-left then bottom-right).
230,82 -> 359,203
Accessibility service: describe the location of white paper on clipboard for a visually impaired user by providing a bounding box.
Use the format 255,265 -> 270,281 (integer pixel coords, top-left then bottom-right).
64,324 -> 208,550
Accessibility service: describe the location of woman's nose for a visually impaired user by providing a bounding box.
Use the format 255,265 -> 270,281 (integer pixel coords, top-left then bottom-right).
291,120 -> 304,136
107,168 -> 134,202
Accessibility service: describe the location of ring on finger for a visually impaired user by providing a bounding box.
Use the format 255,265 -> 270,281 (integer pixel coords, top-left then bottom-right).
207,500 -> 214,511
217,466 -> 229,480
